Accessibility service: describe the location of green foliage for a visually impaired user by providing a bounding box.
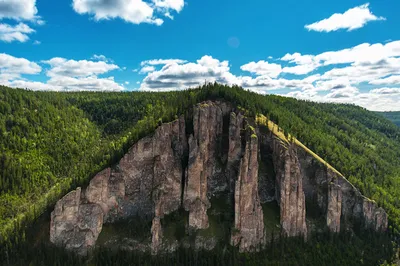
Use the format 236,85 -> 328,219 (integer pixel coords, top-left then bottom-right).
1,83 -> 400,264
377,111 -> 400,127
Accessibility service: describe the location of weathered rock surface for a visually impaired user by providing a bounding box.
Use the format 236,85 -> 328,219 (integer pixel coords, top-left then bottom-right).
271,138 -> 307,238
50,101 -> 388,256
50,188 -> 103,256
231,126 -> 265,252
296,147 -> 388,234
327,178 -> 342,233
50,117 -> 187,256
183,101 -> 230,230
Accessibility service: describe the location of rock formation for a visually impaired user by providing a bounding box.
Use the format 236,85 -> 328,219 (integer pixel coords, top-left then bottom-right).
50,101 -> 388,256
272,139 -> 307,238
231,124 -> 265,251
50,188 -> 103,256
183,101 -> 230,230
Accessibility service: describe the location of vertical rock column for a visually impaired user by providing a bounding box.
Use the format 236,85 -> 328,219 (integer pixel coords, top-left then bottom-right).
231,125 -> 265,252
150,116 -> 187,253
327,177 -> 342,233
362,198 -> 388,231
183,102 -> 227,230
272,139 -> 307,238
227,112 -> 244,192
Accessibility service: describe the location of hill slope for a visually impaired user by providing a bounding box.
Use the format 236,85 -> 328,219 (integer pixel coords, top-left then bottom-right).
377,111 -> 400,127
1,84 -> 400,263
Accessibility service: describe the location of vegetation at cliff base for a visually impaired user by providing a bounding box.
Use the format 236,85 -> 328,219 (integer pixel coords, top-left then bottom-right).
1,83 -> 400,264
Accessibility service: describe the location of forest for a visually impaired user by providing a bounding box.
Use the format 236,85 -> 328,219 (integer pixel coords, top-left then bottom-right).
1,83 -> 400,265
378,112 -> 400,127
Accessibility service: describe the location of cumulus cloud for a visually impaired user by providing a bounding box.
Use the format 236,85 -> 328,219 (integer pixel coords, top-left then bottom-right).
72,0 -> 185,26
369,75 -> 400,85
0,53 -> 124,91
139,55 -> 238,91
43,58 -> 119,78
141,58 -> 187,66
3,39 -> 400,110
0,0 -> 44,43
370,87 -> 400,94
240,61 -> 282,78
135,40 -> 400,110
139,65 -> 156,74
0,53 -> 41,78
0,22 -> 35,42
91,54 -> 114,63
0,0 -> 38,20
305,3 -> 385,32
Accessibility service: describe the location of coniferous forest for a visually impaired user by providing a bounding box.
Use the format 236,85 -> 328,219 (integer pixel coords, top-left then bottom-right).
1,83 -> 400,265
378,112 -> 400,127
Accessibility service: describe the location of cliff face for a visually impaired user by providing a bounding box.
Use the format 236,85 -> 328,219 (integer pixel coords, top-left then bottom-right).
50,101 -> 388,256
272,138 -> 307,238
183,101 -> 230,230
231,124 -> 265,252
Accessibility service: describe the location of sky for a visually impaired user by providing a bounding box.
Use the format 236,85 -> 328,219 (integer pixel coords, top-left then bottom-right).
1,0 -> 400,111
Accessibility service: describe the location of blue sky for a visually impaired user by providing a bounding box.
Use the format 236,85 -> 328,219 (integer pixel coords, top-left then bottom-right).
1,0 -> 400,111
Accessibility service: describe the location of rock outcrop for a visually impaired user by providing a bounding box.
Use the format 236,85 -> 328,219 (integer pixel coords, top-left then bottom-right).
50,117 -> 187,255
50,101 -> 388,256
231,124 -> 265,251
296,147 -> 388,234
183,101 -> 230,230
272,139 -> 307,238
50,188 -> 103,256
327,178 -> 342,233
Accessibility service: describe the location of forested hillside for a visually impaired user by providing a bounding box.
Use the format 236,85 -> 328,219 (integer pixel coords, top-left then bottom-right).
1,83 -> 400,265
378,112 -> 400,127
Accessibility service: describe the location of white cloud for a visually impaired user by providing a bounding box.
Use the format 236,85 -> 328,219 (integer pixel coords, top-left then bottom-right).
0,23 -> 35,43
369,75 -> 400,85
33,40 -> 41,45
139,65 -> 156,74
370,87 -> 400,95
125,81 -> 130,85
0,53 -> 124,91
43,58 -> 119,78
140,55 -> 238,91
240,61 -> 282,78
45,75 -> 124,91
0,0 -> 38,20
91,54 -> 112,62
3,39 -> 400,110
305,3 -> 385,32
140,58 -> 187,66
72,0 -> 184,26
0,53 -> 41,77
325,86 -> 359,99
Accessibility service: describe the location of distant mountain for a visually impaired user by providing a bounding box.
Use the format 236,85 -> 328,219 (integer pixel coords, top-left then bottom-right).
377,111 -> 400,127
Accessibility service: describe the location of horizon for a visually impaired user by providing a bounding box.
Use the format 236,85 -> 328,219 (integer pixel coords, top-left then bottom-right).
1,0 -> 400,111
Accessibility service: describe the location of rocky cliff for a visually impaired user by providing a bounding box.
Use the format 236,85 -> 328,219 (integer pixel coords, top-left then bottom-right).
50,101 -> 388,256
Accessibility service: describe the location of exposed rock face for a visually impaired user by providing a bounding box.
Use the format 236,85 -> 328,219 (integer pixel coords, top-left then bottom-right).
151,217 -> 163,255
50,101 -> 388,256
227,112 -> 244,192
272,139 -> 307,238
50,117 -> 187,256
50,188 -> 103,256
296,147 -> 388,234
327,179 -> 342,233
362,198 -> 388,231
231,126 -> 265,252
183,101 -> 230,230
